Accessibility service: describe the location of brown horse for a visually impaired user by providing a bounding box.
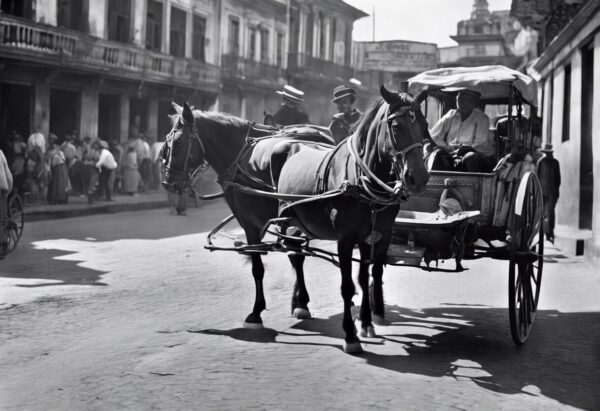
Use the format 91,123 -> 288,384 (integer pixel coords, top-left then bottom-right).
162,86 -> 428,353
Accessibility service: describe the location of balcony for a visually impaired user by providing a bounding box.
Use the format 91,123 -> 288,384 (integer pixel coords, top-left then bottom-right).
221,54 -> 285,87
287,52 -> 353,82
0,14 -> 220,92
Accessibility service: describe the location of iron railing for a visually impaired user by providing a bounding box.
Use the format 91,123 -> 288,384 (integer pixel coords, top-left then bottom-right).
287,52 -> 353,80
0,15 -> 220,89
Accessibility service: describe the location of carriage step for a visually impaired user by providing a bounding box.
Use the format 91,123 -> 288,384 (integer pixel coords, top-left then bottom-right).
386,244 -> 425,265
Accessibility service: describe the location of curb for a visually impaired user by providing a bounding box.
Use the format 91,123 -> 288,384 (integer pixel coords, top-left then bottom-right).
24,199 -> 170,222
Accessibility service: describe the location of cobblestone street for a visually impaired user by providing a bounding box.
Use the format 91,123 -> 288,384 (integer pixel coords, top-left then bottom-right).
1,203 -> 599,410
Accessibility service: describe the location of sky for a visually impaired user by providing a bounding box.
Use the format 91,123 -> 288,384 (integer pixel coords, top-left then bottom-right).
345,0 -> 513,48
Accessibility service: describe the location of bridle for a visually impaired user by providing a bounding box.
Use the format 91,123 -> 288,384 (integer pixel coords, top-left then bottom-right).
348,101 -> 424,204
162,115 -> 209,191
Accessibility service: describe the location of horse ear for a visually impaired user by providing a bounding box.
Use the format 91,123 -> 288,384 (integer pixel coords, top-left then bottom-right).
380,85 -> 399,105
171,102 -> 182,114
182,102 -> 194,124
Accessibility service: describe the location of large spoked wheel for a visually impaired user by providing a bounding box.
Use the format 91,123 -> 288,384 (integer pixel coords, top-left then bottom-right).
5,192 -> 24,253
508,172 -> 544,345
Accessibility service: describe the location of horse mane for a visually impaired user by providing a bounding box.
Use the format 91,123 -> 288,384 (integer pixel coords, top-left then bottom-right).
169,103 -> 248,129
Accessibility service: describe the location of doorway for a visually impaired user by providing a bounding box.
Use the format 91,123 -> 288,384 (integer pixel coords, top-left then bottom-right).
0,83 -> 32,155
50,89 -> 79,141
580,42 -> 594,230
98,94 -> 121,143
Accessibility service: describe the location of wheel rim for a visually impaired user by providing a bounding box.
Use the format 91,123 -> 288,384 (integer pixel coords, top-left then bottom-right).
508,174 -> 544,345
5,194 -> 24,252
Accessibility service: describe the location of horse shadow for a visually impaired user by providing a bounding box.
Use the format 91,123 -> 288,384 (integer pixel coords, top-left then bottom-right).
196,305 -> 600,410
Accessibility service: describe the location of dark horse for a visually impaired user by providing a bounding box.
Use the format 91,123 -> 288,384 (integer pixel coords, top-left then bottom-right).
162,86 -> 429,353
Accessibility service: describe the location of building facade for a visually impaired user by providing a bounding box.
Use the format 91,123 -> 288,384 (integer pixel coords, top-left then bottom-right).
285,0 -> 367,126
439,0 -> 521,68
217,0 -> 288,124
511,0 -> 600,264
0,0 -> 221,149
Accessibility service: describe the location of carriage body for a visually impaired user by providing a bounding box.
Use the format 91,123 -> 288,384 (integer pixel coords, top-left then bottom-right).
389,65 -> 545,344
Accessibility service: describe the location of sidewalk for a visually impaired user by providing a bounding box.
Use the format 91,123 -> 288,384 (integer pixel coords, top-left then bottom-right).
23,190 -> 170,222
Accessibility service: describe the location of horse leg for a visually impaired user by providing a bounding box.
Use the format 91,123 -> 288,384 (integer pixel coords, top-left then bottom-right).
243,228 -> 266,329
369,262 -> 385,325
289,253 -> 311,319
358,243 -> 376,338
338,238 -> 362,353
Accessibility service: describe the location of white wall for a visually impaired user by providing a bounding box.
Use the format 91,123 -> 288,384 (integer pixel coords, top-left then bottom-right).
35,0 -> 56,25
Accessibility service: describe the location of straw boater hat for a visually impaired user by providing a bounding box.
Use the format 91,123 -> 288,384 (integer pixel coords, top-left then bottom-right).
277,85 -> 304,102
331,85 -> 356,103
540,143 -> 554,153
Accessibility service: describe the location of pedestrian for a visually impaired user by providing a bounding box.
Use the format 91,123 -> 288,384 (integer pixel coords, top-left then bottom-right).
82,137 -> 100,203
9,132 -> 27,194
108,139 -> 123,194
138,133 -> 153,191
46,133 -> 71,204
94,140 -> 117,201
121,146 -> 140,195
536,143 -> 561,243
27,126 -> 46,154
25,138 -> 47,203
0,149 -> 13,259
328,85 -> 362,144
150,138 -> 165,190
272,85 -> 310,126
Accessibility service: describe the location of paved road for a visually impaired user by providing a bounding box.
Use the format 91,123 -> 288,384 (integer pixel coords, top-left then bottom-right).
1,203 -> 599,410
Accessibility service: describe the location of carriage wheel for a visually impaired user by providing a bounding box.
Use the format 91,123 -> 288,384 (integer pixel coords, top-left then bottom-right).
5,193 -> 24,253
508,172 -> 544,345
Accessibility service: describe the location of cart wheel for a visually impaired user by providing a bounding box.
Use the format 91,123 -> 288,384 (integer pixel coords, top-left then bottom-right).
508,172 -> 544,345
5,193 -> 24,253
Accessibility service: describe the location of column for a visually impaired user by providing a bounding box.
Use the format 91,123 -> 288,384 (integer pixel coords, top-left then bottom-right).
591,33 -> 600,259
185,10 -> 193,58
33,81 -> 50,136
120,94 -> 130,143
162,0 -> 172,54
80,86 -> 99,140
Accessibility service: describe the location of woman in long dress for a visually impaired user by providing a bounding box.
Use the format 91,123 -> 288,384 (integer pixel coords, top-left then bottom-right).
121,146 -> 140,195
46,134 -> 70,204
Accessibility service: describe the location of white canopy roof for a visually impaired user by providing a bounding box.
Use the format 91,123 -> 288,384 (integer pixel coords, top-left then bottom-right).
408,65 -> 538,106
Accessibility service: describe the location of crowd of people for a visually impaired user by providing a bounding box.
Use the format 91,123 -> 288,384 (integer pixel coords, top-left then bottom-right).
4,127 -> 165,206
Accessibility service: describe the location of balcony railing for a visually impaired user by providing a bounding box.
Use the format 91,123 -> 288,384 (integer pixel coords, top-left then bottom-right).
287,52 -> 353,81
221,54 -> 285,85
0,15 -> 219,89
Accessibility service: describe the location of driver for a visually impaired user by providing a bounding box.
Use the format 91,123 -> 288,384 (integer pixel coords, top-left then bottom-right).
428,88 -> 494,172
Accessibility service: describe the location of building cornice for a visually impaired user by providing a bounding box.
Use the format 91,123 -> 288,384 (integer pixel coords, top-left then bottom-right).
533,0 -> 600,71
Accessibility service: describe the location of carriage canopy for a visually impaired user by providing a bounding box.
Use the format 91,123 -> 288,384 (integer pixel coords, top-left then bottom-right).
408,65 -> 538,107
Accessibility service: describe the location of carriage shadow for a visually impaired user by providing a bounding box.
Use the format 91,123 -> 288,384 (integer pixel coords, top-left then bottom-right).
0,243 -> 107,287
310,305 -> 600,410
198,305 -> 599,410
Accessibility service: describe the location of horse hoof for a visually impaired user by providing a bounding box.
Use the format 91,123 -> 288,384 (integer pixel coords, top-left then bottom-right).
343,341 -> 363,354
243,321 -> 264,330
372,314 -> 385,326
293,308 -> 311,319
360,325 -> 377,338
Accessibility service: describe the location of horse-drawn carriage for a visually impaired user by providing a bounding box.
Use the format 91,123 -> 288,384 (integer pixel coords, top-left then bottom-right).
388,65 -> 544,345
161,65 -> 543,352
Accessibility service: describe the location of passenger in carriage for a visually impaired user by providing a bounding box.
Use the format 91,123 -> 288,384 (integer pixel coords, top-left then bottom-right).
428,88 -> 495,172
272,85 -> 310,127
328,85 -> 362,144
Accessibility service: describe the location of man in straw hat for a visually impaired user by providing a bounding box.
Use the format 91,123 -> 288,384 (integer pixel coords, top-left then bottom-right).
328,85 -> 362,144
272,85 -> 310,126
93,139 -> 118,202
428,88 -> 494,172
536,143 -> 561,243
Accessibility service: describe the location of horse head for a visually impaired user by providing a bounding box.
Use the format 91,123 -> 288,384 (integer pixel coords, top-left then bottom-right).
379,85 -> 429,195
161,102 -> 207,194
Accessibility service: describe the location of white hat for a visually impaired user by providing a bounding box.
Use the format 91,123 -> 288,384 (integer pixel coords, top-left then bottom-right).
276,85 -> 305,102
